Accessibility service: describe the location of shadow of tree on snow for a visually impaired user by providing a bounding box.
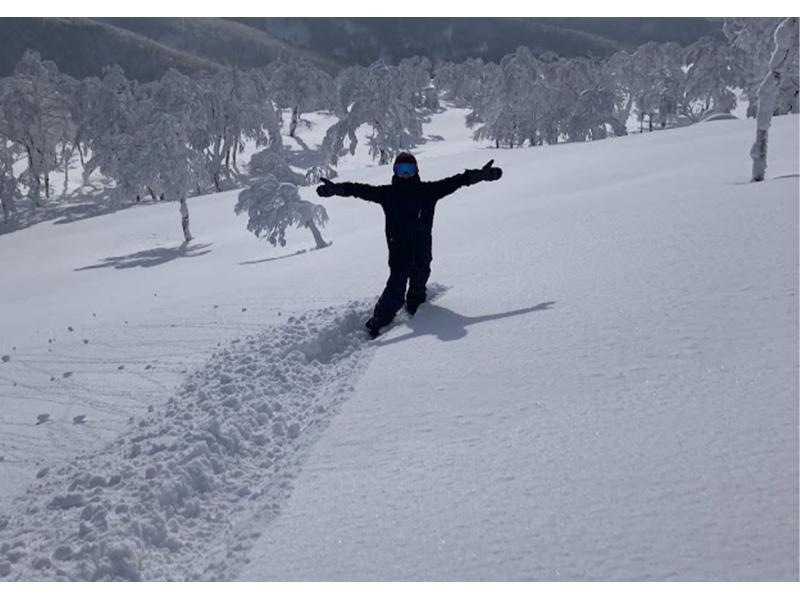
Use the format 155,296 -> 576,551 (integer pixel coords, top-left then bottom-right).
238,242 -> 332,266
75,242 -> 213,271
376,301 -> 556,346
0,187 -> 162,237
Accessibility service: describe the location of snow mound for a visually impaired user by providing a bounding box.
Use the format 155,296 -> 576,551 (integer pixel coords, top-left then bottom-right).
0,287 -> 446,581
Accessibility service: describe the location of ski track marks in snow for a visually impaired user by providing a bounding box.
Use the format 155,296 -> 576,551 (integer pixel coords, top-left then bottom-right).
0,285 -> 447,581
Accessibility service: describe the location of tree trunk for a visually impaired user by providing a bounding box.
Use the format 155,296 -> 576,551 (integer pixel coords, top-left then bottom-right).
147,186 -> 158,201
290,106 -> 299,137
82,161 -> 95,187
25,145 -> 40,207
1,195 -> 12,225
62,148 -> 71,196
751,17 -> 798,182
180,197 -> 193,243
306,219 -> 327,249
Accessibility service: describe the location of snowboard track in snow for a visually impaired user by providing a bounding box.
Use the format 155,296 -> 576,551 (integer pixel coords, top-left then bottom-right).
0,284 -> 448,581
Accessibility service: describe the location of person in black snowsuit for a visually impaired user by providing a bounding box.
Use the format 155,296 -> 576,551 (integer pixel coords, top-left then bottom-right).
316,152 -> 503,338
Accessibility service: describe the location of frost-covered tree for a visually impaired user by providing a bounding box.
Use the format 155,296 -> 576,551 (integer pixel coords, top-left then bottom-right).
248,146 -> 305,185
568,87 -> 623,141
604,50 -> 638,132
267,59 -> 334,138
193,68 -> 281,192
74,65 -> 137,188
723,17 -> 796,116
235,175 -> 329,249
323,61 -> 426,165
464,48 -> 628,148
657,66 -> 687,128
434,58 -> 492,109
100,90 -> 206,241
0,51 -> 72,206
461,62 -> 504,133
561,57 -> 625,142
751,17 -> 800,182
471,47 -> 544,148
397,56 -> 437,112
626,42 -> 685,131
0,139 -> 18,224
143,111 -> 205,241
683,37 -> 743,118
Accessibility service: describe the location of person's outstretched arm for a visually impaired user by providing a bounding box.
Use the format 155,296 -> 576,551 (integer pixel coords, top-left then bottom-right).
316,177 -> 387,204
424,160 -> 503,201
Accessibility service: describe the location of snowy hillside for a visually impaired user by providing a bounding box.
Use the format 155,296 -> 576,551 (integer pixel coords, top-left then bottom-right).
0,111 -> 797,581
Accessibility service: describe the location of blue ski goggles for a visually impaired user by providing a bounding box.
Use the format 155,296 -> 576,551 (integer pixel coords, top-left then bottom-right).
394,162 -> 417,176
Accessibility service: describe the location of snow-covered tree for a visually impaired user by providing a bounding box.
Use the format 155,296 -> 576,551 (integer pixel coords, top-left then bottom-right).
461,62 -> 504,134
568,87 -> 623,141
471,47 -> 545,148
100,90 -> 206,241
560,57 -> 625,142
434,58 -> 492,108
723,17 -> 797,116
650,65 -> 684,128
267,59 -> 334,138
397,56 -> 437,112
751,17 -> 800,182
74,65 -> 137,188
683,37 -> 744,118
323,61 -> 426,165
235,175 -> 329,250
626,42 -> 685,131
603,50 -> 638,132
0,51 -> 73,206
248,147 -> 305,185
192,67 -> 282,192
0,139 -> 18,224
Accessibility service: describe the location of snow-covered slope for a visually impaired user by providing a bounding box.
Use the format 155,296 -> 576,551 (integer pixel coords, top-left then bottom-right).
0,113 -> 797,581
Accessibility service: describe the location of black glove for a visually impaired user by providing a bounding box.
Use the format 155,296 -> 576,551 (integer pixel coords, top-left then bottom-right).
316,177 -> 337,197
481,159 -> 503,181
466,160 -> 503,184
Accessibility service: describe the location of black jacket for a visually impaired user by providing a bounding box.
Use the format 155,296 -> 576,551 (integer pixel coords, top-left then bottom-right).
332,172 -> 474,268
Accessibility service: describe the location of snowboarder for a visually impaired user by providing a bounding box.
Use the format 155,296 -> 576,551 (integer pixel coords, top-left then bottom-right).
316,152 -> 503,338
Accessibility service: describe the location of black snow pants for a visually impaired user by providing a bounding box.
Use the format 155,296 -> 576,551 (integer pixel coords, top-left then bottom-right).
371,256 -> 431,328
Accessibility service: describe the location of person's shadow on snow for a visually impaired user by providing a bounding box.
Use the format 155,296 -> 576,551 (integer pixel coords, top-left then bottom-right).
375,301 -> 555,346
75,242 -> 212,271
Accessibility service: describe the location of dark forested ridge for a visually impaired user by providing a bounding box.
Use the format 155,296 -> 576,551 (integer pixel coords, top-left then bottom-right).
0,18 -> 221,82
228,17 -> 722,65
0,17 -> 341,81
0,17 -> 722,81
